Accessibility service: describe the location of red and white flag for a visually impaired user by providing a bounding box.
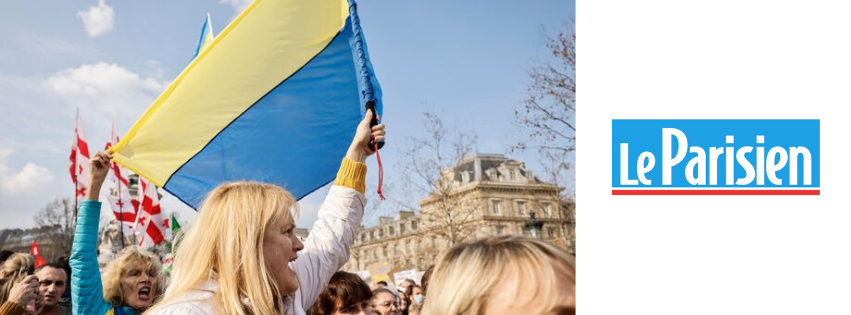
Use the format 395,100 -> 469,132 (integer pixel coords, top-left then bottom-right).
30,240 -> 47,268
135,178 -> 169,248
69,109 -> 91,205
105,119 -> 138,237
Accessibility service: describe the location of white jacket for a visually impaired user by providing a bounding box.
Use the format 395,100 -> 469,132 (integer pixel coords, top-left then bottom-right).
147,185 -> 365,315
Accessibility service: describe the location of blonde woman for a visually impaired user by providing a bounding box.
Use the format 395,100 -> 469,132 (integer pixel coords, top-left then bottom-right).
0,253 -> 35,304
421,235 -> 576,315
144,111 -> 385,315
70,151 -> 165,315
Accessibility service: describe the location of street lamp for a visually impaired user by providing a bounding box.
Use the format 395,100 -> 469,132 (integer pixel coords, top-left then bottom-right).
524,212 -> 544,239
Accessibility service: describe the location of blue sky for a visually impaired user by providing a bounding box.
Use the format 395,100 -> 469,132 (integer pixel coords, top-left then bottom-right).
0,0 -> 575,230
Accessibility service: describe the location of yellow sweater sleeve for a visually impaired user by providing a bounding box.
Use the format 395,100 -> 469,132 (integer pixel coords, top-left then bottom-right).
333,157 -> 367,194
0,301 -> 26,315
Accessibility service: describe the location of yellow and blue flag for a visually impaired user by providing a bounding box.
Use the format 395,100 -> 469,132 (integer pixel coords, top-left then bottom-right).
110,0 -> 382,209
192,13 -> 214,60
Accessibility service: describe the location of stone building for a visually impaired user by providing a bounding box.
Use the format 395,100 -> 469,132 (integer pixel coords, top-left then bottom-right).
0,225 -> 70,262
341,153 -> 575,273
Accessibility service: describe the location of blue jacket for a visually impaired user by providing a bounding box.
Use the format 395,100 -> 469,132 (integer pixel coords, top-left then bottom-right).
70,200 -> 138,315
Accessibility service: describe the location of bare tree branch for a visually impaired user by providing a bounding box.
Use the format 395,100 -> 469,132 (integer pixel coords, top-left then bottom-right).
396,111 -> 479,246
515,25 -> 576,162
33,197 -> 76,262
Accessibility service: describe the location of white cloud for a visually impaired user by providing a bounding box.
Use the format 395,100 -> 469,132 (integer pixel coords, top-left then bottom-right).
221,0 -> 253,14
77,0 -> 115,38
0,150 -> 55,196
43,62 -> 167,116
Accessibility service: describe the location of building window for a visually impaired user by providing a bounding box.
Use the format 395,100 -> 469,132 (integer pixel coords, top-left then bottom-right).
411,220 -> 418,230
468,204 -> 474,215
510,170 -> 516,180
548,228 -> 556,238
496,226 -> 505,235
361,234 -> 366,242
405,241 -> 411,254
389,226 -> 395,236
542,203 -> 551,216
379,229 -> 384,238
517,201 -> 526,215
492,200 -> 500,214
400,223 -> 406,234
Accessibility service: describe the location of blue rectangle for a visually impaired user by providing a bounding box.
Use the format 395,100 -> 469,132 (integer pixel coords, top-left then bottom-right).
612,120 -> 820,188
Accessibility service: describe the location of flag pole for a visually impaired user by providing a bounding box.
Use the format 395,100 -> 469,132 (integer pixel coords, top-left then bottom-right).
73,109 -> 79,219
131,180 -> 145,246
112,115 -> 127,249
117,173 -> 127,249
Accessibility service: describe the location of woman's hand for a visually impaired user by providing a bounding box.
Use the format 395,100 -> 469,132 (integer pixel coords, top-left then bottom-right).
8,275 -> 39,309
346,109 -> 386,163
85,151 -> 113,201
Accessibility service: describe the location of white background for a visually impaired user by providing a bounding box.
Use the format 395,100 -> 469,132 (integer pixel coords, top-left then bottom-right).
580,1 -> 851,313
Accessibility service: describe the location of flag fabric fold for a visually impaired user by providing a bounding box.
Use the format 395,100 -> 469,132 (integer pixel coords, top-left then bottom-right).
30,240 -> 46,269
70,109 -> 91,205
136,178 -> 169,248
105,119 -> 138,238
109,0 -> 382,209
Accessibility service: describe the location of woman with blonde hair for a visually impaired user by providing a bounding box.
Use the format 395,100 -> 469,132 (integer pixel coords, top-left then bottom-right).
70,151 -> 164,315
0,253 -> 35,303
144,111 -> 385,315
421,235 -> 576,315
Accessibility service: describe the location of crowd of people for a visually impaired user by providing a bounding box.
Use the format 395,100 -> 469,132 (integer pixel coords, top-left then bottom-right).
0,111 -> 575,314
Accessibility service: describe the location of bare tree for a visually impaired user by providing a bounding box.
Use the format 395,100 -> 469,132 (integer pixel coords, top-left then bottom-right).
514,25 -> 577,255
397,111 -> 478,247
514,25 -> 576,180
33,197 -> 76,262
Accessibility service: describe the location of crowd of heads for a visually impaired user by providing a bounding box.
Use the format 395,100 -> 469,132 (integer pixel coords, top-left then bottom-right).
0,233 -> 575,315
0,252 -> 71,314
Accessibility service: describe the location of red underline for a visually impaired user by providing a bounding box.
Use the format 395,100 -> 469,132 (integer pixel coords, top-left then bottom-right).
612,190 -> 820,195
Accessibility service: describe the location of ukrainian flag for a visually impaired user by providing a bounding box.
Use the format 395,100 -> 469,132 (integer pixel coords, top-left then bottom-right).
110,0 -> 382,209
192,13 -> 214,60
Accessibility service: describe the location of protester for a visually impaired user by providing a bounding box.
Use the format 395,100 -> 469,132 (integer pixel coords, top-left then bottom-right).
70,151 -> 164,315
421,235 -> 576,315
404,285 -> 422,307
0,254 -> 35,304
306,271 -> 373,315
396,290 -> 408,315
144,111 -> 385,315
34,263 -> 67,315
368,288 -> 398,315
0,275 -> 39,315
51,257 -> 72,313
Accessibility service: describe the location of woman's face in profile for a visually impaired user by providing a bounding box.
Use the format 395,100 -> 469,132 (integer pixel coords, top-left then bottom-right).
263,208 -> 304,295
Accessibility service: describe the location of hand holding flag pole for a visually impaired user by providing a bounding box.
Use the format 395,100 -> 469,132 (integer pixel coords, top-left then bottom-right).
361,104 -> 386,200
366,101 -> 384,151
